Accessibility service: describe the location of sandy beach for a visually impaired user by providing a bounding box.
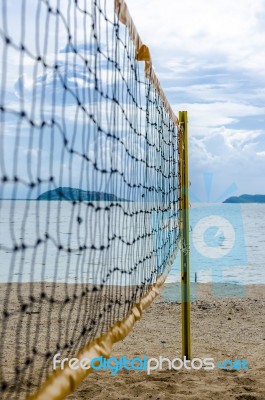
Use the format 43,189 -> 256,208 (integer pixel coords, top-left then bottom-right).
68,283 -> 265,400
1,283 -> 264,399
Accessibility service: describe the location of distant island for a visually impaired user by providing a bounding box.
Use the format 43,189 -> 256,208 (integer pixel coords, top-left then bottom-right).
223,194 -> 265,203
37,187 -> 128,201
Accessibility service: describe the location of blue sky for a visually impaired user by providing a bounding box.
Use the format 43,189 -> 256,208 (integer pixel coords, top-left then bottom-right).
126,0 -> 265,200
1,0 -> 264,201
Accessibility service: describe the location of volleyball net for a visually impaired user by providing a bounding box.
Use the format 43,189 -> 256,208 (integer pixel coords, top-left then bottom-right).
0,0 -> 182,398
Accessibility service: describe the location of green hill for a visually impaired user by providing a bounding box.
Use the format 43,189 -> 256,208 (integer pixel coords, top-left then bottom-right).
37,187 -> 127,201
223,194 -> 265,203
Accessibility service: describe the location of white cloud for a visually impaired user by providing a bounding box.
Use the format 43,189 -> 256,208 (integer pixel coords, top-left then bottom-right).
171,101 -> 265,136
126,0 -> 265,76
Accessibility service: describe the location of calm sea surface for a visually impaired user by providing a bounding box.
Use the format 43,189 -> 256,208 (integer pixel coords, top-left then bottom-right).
0,201 -> 264,284
168,203 -> 265,285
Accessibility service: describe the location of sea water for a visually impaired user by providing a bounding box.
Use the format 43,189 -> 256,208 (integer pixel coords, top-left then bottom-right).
0,201 -> 264,284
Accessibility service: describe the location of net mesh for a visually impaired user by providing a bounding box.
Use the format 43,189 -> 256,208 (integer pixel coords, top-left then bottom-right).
0,0 -> 180,398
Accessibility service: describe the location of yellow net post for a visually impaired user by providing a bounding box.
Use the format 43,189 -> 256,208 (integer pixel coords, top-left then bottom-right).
179,111 -> 192,359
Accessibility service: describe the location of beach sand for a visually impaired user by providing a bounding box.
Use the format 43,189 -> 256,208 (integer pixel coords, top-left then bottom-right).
1,283 -> 265,399
68,283 -> 265,400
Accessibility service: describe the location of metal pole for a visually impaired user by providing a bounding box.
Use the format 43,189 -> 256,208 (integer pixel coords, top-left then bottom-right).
179,111 -> 191,359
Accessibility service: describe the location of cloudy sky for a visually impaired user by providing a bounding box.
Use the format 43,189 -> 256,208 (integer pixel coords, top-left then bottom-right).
1,0 -> 264,201
126,0 -> 265,200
